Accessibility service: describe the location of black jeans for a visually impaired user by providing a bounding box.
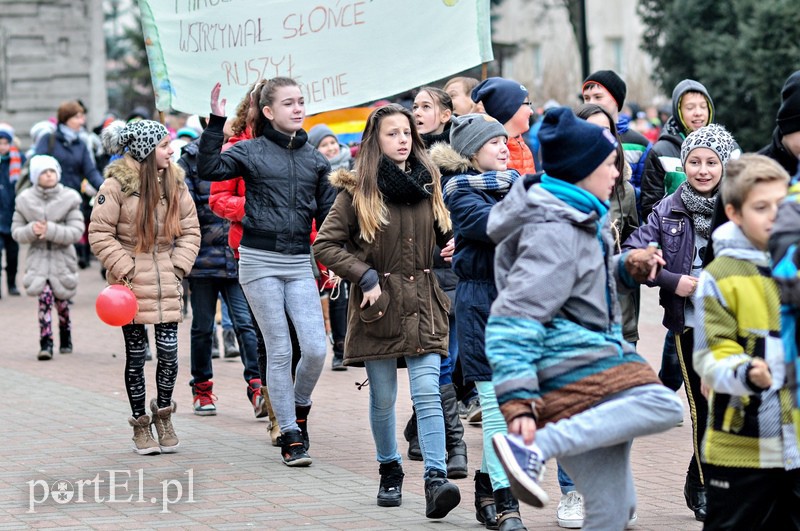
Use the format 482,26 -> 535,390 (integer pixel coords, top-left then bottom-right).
0,232 -> 19,290
329,280 -> 349,359
704,465 -> 800,530
676,329 -> 708,485
189,277 -> 259,384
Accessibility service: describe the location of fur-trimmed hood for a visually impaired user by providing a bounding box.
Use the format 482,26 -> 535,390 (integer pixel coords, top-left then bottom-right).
103,157 -> 186,196
328,167 -> 358,194
429,142 -> 474,175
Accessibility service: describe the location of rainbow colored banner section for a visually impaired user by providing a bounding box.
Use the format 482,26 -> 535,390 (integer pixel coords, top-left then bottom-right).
304,107 -> 374,146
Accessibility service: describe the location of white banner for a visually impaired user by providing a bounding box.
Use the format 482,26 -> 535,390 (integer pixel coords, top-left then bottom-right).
139,0 -> 493,116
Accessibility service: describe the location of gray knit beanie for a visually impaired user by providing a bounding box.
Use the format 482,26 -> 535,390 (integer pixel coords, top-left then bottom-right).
449,113 -> 508,158
308,124 -> 336,149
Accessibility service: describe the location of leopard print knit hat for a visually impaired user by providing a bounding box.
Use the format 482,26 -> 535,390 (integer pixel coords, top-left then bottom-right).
101,119 -> 169,162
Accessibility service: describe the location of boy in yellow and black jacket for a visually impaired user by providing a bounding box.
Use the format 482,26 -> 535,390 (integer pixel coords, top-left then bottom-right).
693,154 -> 799,530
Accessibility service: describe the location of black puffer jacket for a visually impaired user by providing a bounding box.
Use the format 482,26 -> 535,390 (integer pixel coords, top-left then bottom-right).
198,114 -> 334,255
759,127 -> 800,177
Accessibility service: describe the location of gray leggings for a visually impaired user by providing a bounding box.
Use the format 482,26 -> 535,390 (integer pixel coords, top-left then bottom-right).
241,276 -> 327,433
536,384 -> 683,531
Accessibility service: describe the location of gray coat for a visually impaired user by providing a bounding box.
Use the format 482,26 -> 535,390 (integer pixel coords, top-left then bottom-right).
11,184 -> 84,299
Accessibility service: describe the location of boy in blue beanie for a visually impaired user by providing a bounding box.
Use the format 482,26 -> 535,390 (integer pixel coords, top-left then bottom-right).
486,107 -> 683,530
471,77 -> 536,175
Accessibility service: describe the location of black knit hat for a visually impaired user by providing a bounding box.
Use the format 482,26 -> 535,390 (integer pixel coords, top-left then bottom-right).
778,70 -> 800,136
538,107 -> 618,184
582,70 -> 627,111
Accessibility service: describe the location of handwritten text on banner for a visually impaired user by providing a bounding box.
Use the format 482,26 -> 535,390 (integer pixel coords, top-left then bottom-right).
138,0 -> 493,116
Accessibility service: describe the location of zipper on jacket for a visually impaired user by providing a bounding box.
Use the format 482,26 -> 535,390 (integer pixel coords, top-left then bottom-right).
289,149 -> 296,250
424,269 -> 435,335
153,205 -> 163,323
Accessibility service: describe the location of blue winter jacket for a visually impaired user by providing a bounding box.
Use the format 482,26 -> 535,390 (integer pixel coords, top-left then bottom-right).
432,143 -> 519,383
35,127 -> 103,193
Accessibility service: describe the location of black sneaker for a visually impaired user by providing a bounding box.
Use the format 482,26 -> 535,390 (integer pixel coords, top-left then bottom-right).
425,469 -> 461,519
377,460 -> 404,507
279,429 -> 311,467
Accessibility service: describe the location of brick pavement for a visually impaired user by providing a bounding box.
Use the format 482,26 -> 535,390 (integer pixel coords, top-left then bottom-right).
0,262 -> 703,530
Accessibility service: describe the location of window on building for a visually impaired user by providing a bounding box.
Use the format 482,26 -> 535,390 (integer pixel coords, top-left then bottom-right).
608,37 -> 624,75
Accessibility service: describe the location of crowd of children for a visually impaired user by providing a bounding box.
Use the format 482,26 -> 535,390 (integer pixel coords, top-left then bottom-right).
3,68 -> 800,529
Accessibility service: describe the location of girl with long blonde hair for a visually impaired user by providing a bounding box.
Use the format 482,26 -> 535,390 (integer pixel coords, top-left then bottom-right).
313,104 -> 460,519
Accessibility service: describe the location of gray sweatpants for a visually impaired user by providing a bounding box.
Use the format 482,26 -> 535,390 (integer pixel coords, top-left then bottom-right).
536,384 -> 683,531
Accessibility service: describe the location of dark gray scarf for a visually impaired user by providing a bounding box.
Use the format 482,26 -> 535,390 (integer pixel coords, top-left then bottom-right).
680,183 -> 717,239
377,156 -> 432,204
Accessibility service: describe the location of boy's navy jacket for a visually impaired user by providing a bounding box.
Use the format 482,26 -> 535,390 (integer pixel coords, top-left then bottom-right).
623,182 -> 697,333
485,174 -> 659,425
198,114 -> 334,256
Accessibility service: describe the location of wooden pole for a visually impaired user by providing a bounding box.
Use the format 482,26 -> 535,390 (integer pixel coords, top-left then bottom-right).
481,62 -> 488,81
158,110 -> 166,125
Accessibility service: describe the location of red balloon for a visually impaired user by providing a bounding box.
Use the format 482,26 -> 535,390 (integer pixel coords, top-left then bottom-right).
96,284 -> 138,326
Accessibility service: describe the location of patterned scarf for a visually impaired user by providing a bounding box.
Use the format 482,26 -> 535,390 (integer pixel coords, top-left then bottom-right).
680,183 -> 717,239
442,169 -> 520,202
377,156 -> 432,204
5,145 -> 21,183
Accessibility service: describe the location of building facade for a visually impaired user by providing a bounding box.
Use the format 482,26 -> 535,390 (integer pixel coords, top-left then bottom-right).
492,0 -> 662,110
0,0 -> 106,147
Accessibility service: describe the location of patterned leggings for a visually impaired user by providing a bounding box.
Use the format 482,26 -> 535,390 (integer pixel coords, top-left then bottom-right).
122,323 -> 179,418
38,282 -> 70,339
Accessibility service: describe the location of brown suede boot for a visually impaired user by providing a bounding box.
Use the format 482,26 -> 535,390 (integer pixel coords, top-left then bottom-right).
263,388 -> 281,446
128,414 -> 161,455
149,399 -> 179,453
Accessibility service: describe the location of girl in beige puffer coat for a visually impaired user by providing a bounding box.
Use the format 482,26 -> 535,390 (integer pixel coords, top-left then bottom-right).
89,119 -> 200,456
11,155 -> 83,361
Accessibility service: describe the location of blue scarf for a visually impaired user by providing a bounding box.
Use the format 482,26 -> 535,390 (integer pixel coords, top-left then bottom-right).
540,174 -> 609,219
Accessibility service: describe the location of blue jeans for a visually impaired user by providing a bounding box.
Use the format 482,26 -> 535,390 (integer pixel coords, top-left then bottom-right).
439,312 -> 458,385
220,296 -> 233,330
242,276 -> 326,433
365,353 -> 447,478
475,381 -> 509,491
189,277 -> 260,383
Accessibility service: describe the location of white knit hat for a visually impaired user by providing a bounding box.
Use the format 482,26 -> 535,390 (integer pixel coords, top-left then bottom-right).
29,155 -> 62,185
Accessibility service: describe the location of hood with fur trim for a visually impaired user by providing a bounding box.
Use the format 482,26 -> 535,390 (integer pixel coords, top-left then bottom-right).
328,167 -> 359,195
103,157 -> 186,196
429,142 -> 474,176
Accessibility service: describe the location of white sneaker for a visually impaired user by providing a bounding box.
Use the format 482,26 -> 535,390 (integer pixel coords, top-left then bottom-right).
626,511 -> 638,528
557,491 -> 584,528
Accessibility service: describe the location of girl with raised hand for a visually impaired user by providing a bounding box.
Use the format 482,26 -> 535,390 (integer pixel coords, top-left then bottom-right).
198,78 -> 335,467
89,119 -> 200,455
313,104 -> 461,519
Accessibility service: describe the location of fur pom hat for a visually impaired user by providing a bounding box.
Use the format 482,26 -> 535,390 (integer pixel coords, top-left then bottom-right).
102,119 -> 170,162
